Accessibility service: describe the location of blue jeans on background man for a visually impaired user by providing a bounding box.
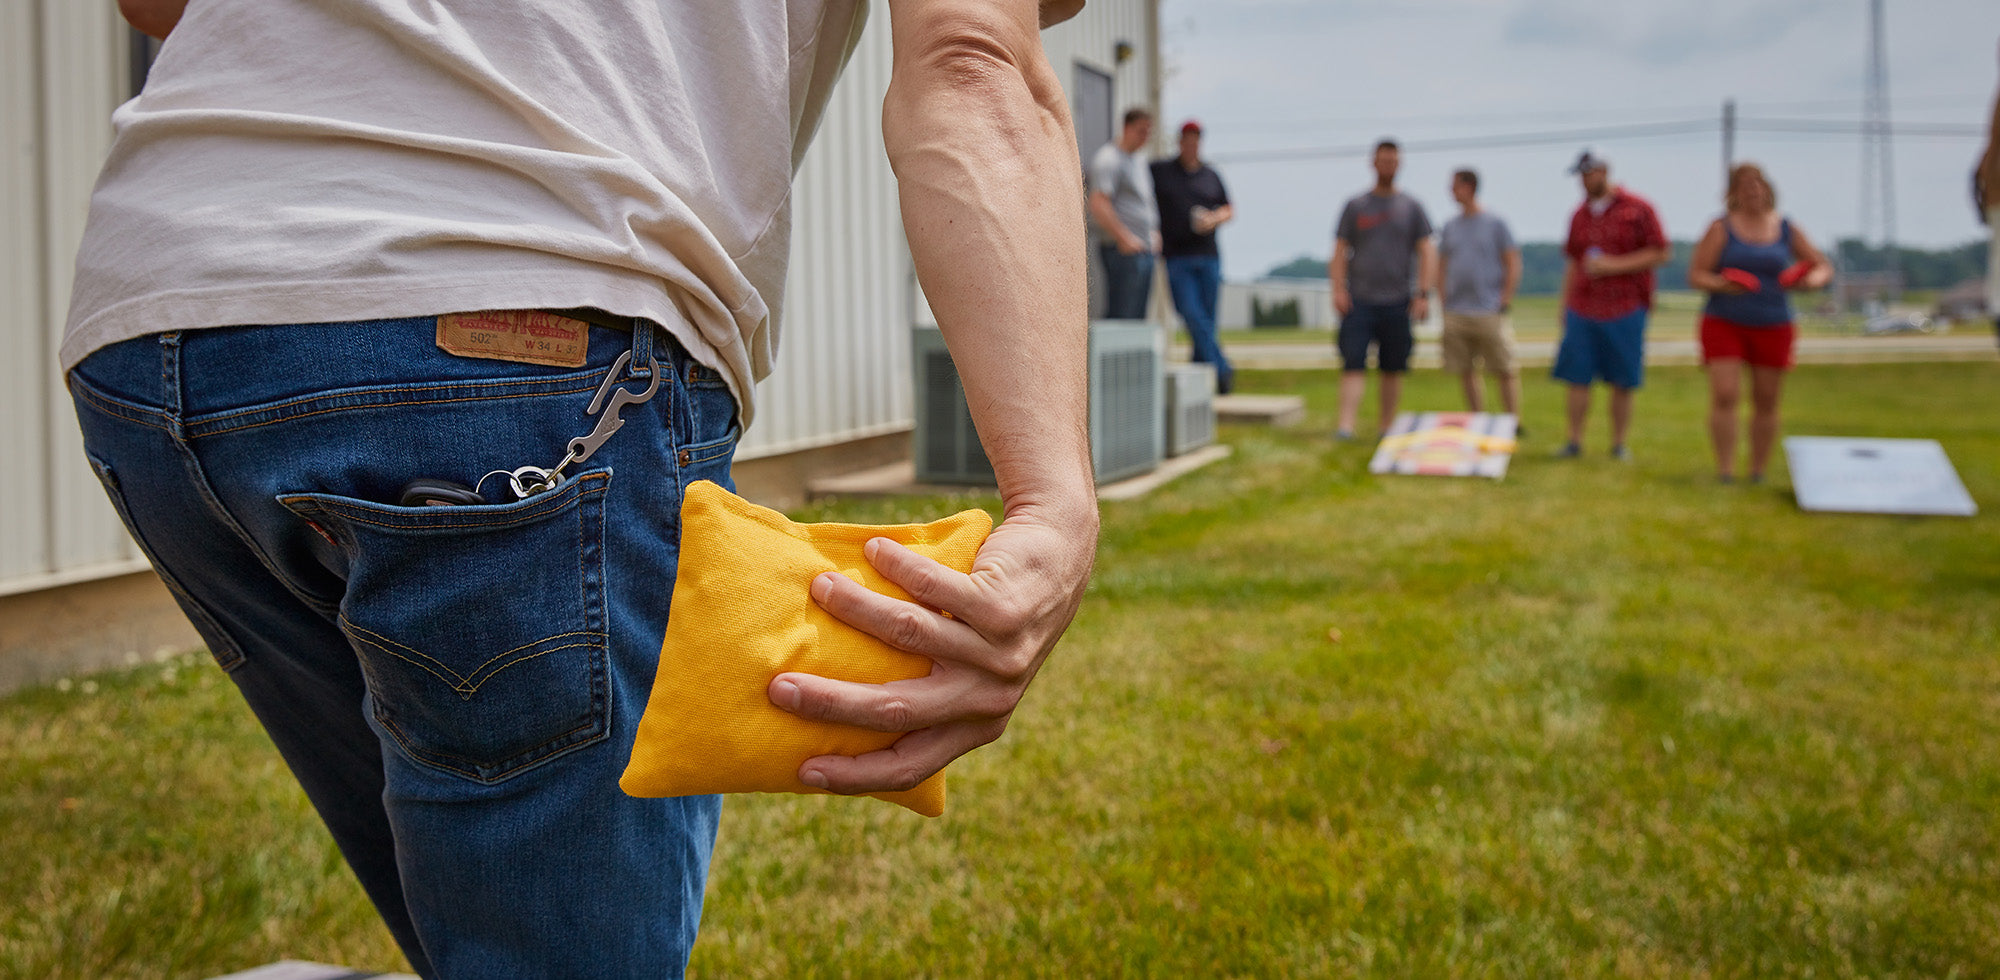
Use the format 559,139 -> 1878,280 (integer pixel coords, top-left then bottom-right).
1098,244 -> 1155,320
1165,254 -> 1232,394
69,316 -> 737,978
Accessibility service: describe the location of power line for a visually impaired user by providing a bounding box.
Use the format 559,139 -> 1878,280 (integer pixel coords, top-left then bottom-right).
1211,120 -> 1715,164
1199,93 -> 1990,135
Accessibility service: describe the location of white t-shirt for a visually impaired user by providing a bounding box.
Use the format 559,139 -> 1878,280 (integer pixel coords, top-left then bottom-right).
62,0 -> 867,425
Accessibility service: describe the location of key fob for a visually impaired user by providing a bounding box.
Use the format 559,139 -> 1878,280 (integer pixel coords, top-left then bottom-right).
398,478 -> 486,507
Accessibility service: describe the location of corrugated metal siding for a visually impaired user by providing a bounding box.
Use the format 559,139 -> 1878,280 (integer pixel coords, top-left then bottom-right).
1,2 -> 142,597
739,0 -> 1158,460
1,1 -> 1157,594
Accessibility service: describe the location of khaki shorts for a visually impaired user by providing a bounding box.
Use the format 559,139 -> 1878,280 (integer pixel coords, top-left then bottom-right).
1440,311 -> 1518,375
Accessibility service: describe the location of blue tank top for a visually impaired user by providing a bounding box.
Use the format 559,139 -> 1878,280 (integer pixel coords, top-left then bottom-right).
1703,218 -> 1794,326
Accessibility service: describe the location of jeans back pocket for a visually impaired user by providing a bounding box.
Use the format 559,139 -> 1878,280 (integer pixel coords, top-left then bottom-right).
279,471 -> 612,783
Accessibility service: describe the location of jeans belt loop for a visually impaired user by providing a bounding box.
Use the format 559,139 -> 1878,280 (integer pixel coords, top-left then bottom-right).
628,318 -> 656,380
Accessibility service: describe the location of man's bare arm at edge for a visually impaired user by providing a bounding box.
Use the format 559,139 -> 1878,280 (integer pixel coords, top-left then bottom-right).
767,0 -> 1099,797
118,0 -> 184,39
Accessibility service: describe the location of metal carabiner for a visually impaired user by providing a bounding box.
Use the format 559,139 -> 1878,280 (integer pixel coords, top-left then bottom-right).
565,350 -> 662,470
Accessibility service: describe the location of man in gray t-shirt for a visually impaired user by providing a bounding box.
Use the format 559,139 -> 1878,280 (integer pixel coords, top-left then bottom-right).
1328,139 -> 1435,439
1437,168 -> 1523,421
1088,107 -> 1160,319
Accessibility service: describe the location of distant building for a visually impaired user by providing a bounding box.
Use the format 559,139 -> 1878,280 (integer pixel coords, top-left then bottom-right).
1835,270 -> 1905,311
1933,277 -> 1991,324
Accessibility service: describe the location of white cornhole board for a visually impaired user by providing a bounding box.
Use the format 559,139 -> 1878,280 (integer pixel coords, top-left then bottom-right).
1369,412 -> 1518,479
1783,436 -> 1978,516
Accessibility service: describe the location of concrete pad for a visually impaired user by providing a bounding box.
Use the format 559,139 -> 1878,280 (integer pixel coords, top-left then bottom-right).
806,445 -> 1233,503
1214,394 -> 1306,427
1096,444 -> 1233,501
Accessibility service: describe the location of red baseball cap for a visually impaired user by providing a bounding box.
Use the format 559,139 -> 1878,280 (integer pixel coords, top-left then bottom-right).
1180,119 -> 1202,135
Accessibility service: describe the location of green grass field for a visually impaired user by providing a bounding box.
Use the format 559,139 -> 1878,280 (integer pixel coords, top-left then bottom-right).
4,360 -> 1996,978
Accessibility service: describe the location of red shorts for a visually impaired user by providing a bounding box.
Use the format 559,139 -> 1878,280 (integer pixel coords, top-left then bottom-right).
1700,315 -> 1796,369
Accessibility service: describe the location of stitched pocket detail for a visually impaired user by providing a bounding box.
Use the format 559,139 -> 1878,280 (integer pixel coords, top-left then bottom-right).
279,471 -> 612,783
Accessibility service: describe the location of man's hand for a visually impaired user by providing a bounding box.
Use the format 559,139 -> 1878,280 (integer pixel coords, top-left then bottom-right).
1333,290 -> 1352,316
1116,229 -> 1146,255
770,507 -> 1095,794
1411,294 -> 1429,322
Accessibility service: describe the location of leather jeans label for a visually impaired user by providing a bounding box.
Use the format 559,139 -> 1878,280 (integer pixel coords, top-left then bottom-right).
436,310 -> 588,368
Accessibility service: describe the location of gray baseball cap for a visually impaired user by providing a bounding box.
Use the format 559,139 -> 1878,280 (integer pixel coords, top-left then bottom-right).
1568,149 -> 1609,175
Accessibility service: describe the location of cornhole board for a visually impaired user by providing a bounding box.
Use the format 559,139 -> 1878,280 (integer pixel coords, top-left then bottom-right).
1369,412 -> 1519,479
1783,436 -> 1977,516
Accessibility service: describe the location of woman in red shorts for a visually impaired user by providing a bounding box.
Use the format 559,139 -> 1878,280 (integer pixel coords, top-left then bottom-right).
1688,163 -> 1832,484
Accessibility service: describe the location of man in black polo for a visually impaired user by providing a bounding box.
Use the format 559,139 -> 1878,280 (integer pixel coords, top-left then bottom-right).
1152,120 -> 1235,393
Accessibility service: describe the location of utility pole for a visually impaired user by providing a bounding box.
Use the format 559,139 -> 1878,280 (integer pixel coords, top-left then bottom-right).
1721,98 -> 1736,179
1860,0 -> 1899,294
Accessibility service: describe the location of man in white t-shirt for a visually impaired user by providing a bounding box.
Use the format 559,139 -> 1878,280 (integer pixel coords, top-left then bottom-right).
1436,168 -> 1524,424
70,1 -> 1097,976
1088,107 -> 1160,318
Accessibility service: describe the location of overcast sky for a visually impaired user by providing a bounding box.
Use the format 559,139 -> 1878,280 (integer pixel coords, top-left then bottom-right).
1157,1 -> 2000,281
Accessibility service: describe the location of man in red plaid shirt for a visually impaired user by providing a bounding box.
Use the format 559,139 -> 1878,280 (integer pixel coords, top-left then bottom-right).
1552,150 -> 1670,460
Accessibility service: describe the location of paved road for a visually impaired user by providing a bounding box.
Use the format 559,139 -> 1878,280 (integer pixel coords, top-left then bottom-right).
1183,333 -> 2000,370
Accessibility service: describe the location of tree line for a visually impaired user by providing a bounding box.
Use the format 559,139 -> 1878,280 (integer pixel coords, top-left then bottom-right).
1263,238 -> 1991,294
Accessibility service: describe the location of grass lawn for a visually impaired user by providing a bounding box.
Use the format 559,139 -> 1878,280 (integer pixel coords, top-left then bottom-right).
4,360 -> 1997,978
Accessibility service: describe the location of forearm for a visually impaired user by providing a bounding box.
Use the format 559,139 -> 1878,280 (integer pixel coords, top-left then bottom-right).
1687,268 -> 1733,292
1601,246 -> 1669,275
1328,246 -> 1349,296
1416,241 -> 1438,297
1982,87 -> 2000,198
1502,252 -> 1521,305
884,6 -> 1095,522
119,0 -> 186,39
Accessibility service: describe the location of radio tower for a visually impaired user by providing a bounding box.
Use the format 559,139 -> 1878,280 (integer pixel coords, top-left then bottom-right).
1859,0 -> 1898,289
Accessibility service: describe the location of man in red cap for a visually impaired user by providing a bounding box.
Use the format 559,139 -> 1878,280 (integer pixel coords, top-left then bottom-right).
1152,120 -> 1236,392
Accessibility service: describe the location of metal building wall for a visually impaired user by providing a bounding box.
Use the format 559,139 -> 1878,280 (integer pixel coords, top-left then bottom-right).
0,3 -> 141,598
740,0 -> 1160,460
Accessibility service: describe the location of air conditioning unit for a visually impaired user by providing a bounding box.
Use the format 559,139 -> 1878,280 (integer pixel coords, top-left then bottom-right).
911,328 -> 995,485
1164,362 -> 1216,457
1087,321 -> 1164,482
910,322 -> 1164,485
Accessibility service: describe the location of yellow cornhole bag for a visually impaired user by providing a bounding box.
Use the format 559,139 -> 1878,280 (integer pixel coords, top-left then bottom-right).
619,479 -> 992,817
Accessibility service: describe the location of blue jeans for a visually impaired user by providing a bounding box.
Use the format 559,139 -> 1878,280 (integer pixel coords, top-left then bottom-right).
1165,254 -> 1232,394
69,317 -> 737,978
1098,244 -> 1155,320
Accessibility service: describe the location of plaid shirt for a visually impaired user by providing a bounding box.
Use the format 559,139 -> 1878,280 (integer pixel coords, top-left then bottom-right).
1563,187 -> 1667,320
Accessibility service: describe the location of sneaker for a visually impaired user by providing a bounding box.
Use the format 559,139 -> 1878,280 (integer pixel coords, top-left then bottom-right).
1717,473 -> 1735,485
1748,473 -> 1766,486
1557,442 -> 1582,458
1611,444 -> 1633,462
1335,428 -> 1355,442
1513,423 -> 1528,439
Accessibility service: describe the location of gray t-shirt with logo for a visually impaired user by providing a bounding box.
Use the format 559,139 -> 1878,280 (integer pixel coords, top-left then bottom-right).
1438,210 -> 1518,314
1335,190 -> 1432,305
1089,142 -> 1158,244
